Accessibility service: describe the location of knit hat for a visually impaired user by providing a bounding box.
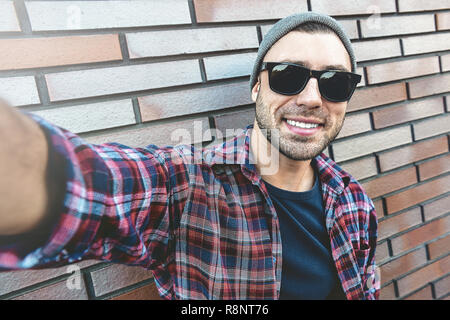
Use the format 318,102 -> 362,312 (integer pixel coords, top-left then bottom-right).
249,11 -> 357,91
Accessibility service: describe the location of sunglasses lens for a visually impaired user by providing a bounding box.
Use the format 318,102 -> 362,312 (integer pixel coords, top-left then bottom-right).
319,71 -> 355,102
270,64 -> 309,95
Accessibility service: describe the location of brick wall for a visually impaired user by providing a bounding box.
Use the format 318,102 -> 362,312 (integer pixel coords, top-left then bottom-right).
0,0 -> 448,300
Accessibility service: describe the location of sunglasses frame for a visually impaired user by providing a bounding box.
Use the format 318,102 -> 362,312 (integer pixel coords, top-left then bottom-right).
260,62 -> 362,102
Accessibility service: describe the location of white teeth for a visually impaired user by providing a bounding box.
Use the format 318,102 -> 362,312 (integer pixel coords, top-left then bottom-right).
286,119 -> 319,129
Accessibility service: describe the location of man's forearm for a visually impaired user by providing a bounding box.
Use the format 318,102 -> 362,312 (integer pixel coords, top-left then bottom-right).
0,100 -> 49,235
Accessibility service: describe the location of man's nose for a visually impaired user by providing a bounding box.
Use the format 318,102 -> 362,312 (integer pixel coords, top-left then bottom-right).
295,78 -> 323,109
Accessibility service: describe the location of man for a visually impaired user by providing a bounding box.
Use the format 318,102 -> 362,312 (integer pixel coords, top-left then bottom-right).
0,12 -> 379,300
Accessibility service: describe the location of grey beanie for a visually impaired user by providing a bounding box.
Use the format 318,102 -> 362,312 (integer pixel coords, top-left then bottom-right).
250,11 -> 357,91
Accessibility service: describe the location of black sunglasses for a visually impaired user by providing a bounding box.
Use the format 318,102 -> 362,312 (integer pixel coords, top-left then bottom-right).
260,62 -> 361,102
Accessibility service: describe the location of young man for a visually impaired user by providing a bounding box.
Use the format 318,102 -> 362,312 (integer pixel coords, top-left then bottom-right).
0,12 -> 379,300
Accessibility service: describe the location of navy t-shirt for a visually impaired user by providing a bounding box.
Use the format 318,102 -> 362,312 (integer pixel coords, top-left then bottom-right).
263,170 -> 346,300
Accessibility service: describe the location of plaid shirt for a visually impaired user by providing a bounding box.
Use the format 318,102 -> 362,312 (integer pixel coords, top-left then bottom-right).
0,114 -> 379,300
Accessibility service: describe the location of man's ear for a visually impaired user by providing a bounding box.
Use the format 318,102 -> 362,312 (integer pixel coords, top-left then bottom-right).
251,81 -> 260,103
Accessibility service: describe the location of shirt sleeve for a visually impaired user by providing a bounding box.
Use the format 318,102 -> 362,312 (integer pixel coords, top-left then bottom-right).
362,201 -> 380,300
0,113 -> 187,271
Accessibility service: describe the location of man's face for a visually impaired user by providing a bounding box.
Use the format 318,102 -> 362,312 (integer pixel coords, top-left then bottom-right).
252,31 -> 352,161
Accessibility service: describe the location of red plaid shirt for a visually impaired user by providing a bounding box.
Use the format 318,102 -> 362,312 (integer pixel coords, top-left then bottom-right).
0,114 -> 379,300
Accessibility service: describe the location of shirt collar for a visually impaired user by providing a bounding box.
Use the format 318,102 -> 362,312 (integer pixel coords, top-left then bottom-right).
203,124 -> 351,195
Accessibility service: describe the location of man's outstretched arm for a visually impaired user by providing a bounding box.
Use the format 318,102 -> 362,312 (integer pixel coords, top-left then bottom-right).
0,100 -> 49,236
0,99 -> 188,278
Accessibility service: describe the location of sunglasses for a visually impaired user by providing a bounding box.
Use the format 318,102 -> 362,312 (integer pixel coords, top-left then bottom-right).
260,62 -> 361,102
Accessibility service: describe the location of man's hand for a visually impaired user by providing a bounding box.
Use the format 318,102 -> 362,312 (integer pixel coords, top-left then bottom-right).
0,99 -> 49,235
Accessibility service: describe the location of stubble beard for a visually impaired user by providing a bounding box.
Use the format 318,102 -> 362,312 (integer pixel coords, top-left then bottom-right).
255,92 -> 345,161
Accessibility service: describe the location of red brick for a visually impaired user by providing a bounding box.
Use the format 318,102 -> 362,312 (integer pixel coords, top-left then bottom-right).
378,136 -> 448,172
372,97 -> 444,129
380,248 -> 427,283
413,113 -> 450,140
360,14 -> 435,38
311,0 -> 396,15
402,33 -> 450,55
375,241 -> 390,265
362,167 -> 418,199
423,196 -> 450,221
90,264 -> 153,297
386,175 -> 450,214
139,81 -> 252,122
339,156 -> 378,181
428,235 -> 450,260
0,35 -> 122,71
408,73 -> 450,99
348,83 -> 407,112
194,0 -> 308,23
398,0 -> 450,12
13,279 -> 88,300
404,285 -> 433,300
366,56 -> 440,85
378,207 -> 422,241
380,282 -> 396,300
397,255 -> 450,297
436,12 -> 450,30
111,282 -> 162,300
391,215 -> 450,255
434,275 -> 450,298
418,154 -> 450,181
373,199 -> 385,219
86,117 -> 211,147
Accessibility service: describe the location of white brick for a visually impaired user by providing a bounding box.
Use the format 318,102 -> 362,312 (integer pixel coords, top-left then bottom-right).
127,26 -> 259,58
311,0 -> 396,15
0,1 -> 20,32
0,76 -> 40,106
26,0 -> 191,31
32,100 -> 135,133
360,14 -> 435,38
260,24 -> 274,38
203,52 -> 257,81
442,54 -> 450,72
357,67 -> 365,87
337,19 -> 359,40
339,157 -> 378,180
402,32 -> 450,55
333,126 -> 412,162
398,0 -> 450,12
336,112 -> 372,139
86,118 -> 211,147
139,81 -> 252,121
353,39 -> 401,62
413,114 -> 450,140
46,60 -> 202,101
